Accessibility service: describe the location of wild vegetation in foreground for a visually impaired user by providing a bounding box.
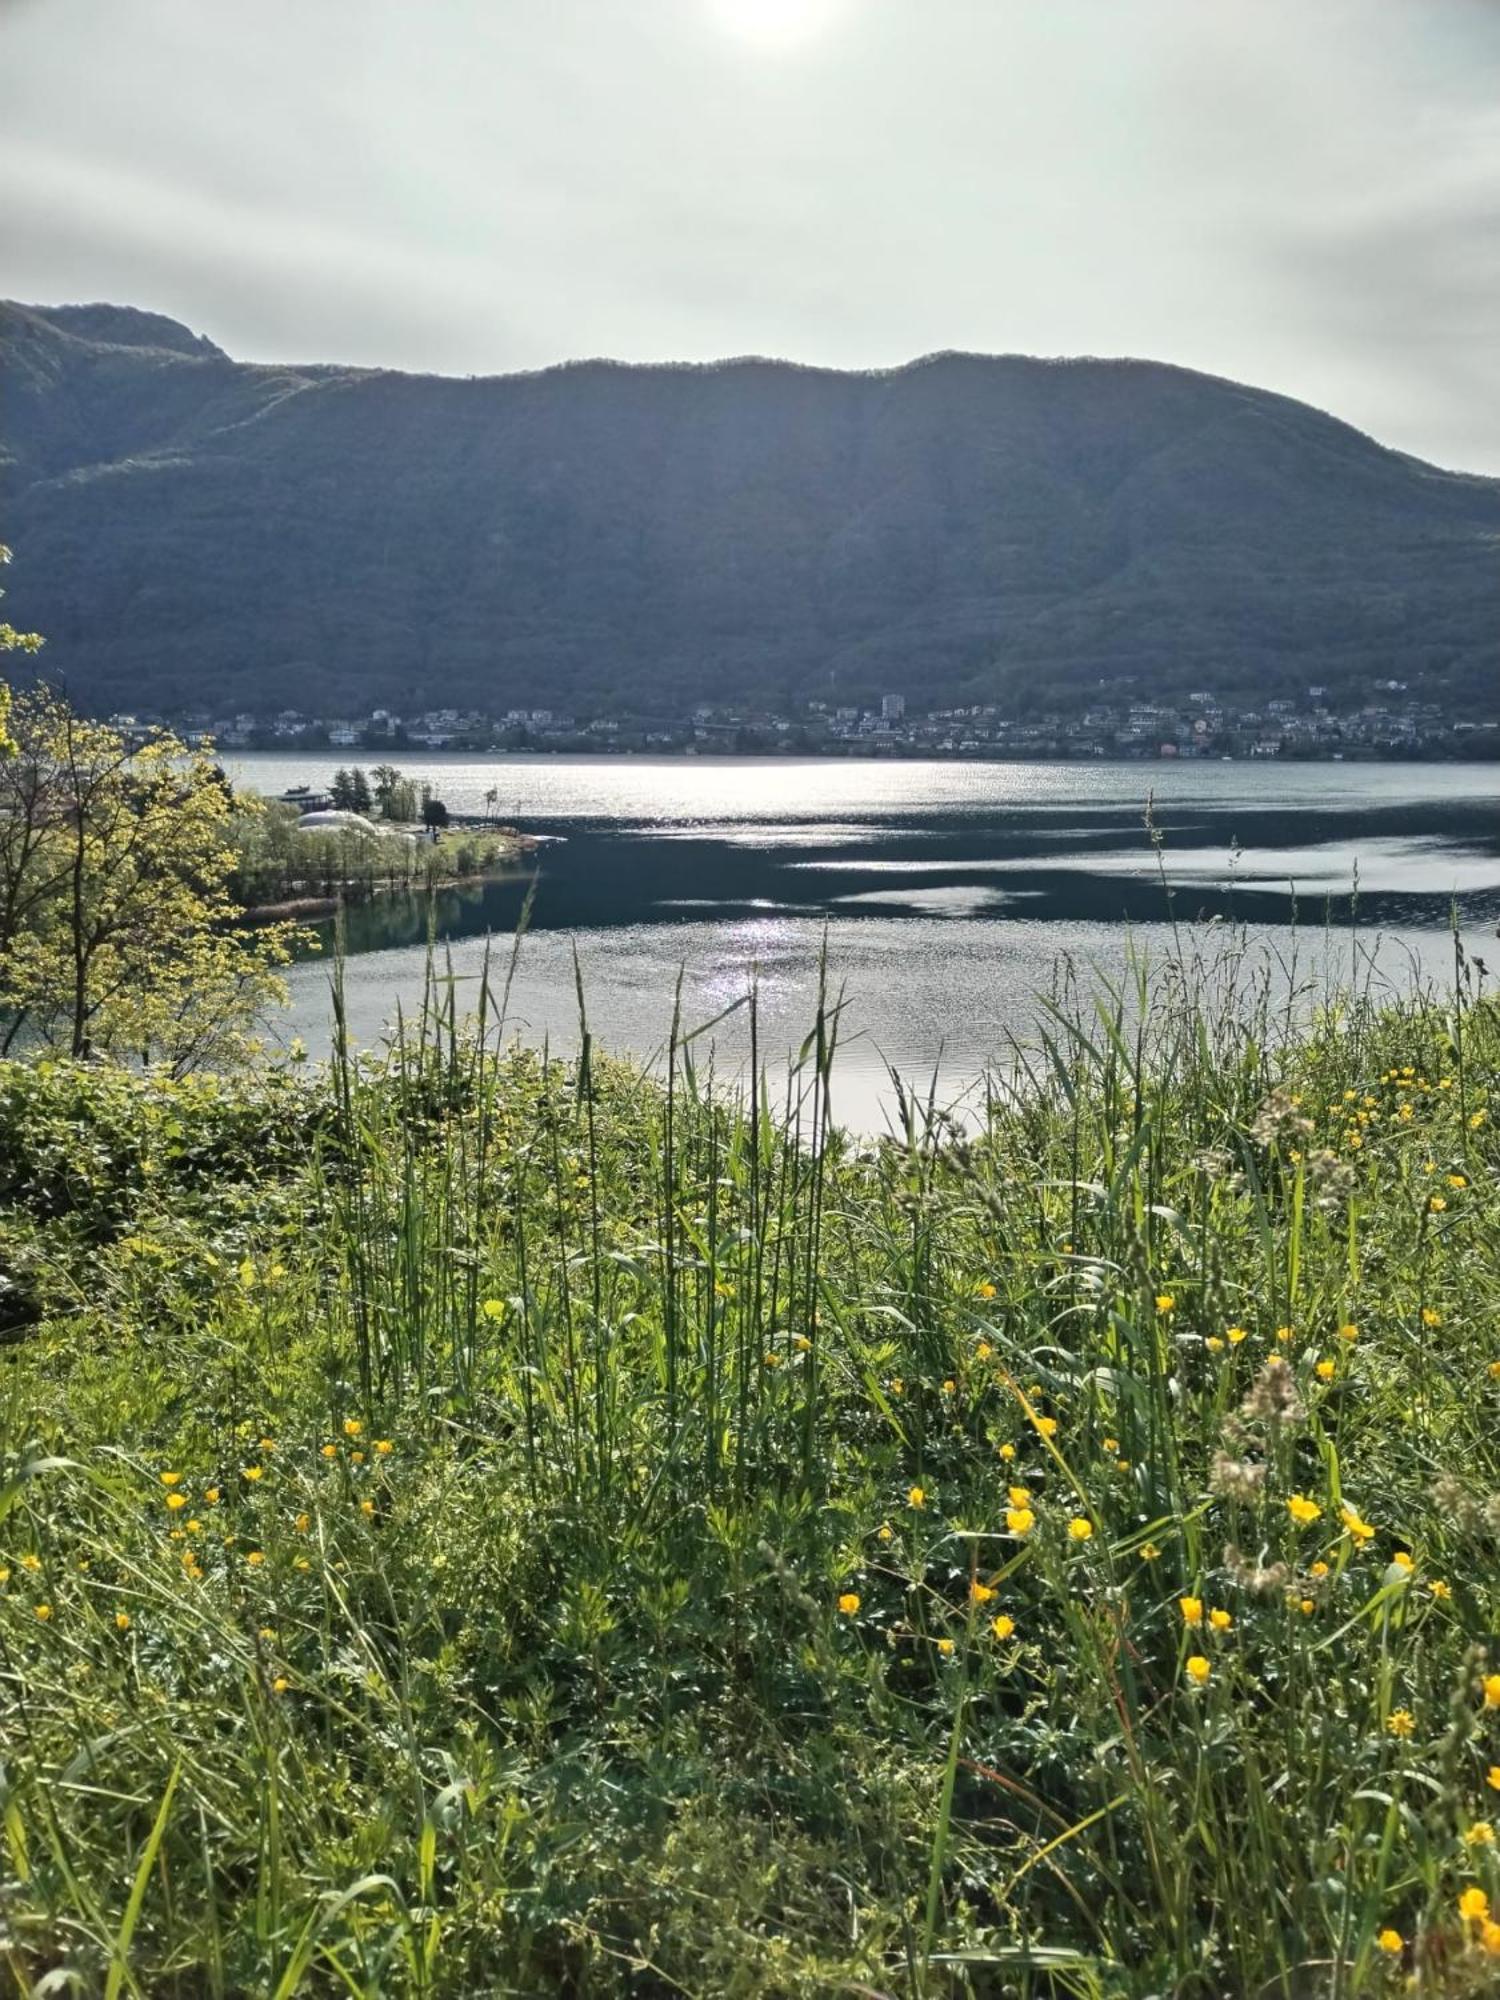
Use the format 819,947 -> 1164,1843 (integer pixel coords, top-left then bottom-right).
1,936 -> 1498,1998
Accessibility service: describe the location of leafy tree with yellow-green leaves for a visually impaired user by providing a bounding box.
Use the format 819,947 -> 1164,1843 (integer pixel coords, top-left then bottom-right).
0,668 -> 305,1071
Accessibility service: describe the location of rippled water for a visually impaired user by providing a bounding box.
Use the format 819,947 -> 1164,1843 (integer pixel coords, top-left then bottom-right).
228,754 -> 1500,1129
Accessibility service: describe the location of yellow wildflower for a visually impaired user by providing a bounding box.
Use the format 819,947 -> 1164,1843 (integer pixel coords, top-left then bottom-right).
320,1443 -> 338,1459
1338,1322 -> 1359,1343
1226,1325 -> 1248,1345
970,1581 -> 996,1604
481,1298 -> 506,1319
998,1443 -> 1015,1462
1185,1655 -> 1211,1686
246,1551 -> 265,1567
1180,1596 -> 1204,1626
343,1418 -> 363,1437
272,1676 -> 290,1694
1310,1560 -> 1330,1579
1287,1494 -> 1322,1526
115,1610 -> 131,1631
1483,1675 -> 1500,1709
375,1439 -> 393,1455
160,1471 -> 183,1487
1422,1308 -> 1442,1328
1466,1822 -> 1495,1847
1487,1765 -> 1500,1792
1140,1541 -> 1161,1561
1067,1517 -> 1093,1542
243,1465 -> 264,1482
975,1281 -> 997,1300
165,1491 -> 187,1511
1342,1505 -> 1374,1545
1005,1507 -> 1035,1536
1036,1415 -> 1058,1439
876,1523 -> 893,1543
1209,1608 -> 1232,1632
1315,1358 -> 1335,1382
360,1498 -> 375,1518
907,1486 -> 926,1510
837,1592 -> 860,1616
1155,1294 -> 1175,1314
1377,1929 -> 1402,1955
204,1487 -> 220,1504
34,1603 -> 52,1622
1387,1709 -> 1415,1738
1459,1886 -> 1490,1923
1391,1551 -> 1413,1573
975,1341 -> 992,1361
1429,1195 -> 1446,1213
936,1637 -> 955,1656
991,1614 -> 1015,1640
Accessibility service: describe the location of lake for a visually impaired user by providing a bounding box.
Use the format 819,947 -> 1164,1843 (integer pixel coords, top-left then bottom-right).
228,754 -> 1500,1131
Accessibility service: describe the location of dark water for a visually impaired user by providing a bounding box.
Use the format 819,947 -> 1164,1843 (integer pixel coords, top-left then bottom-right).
228,755 -> 1500,1128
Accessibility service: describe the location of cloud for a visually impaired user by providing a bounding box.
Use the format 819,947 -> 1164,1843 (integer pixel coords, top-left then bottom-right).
3,0 -> 1498,468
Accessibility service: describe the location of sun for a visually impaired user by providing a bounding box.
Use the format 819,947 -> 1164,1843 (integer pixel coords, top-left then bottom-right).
709,0 -> 844,50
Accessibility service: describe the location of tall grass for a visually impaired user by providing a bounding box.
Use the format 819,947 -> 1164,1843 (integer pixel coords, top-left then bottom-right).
0,925 -> 1497,1995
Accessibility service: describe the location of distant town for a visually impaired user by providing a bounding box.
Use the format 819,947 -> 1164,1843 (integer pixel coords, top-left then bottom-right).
120,679 -> 1498,762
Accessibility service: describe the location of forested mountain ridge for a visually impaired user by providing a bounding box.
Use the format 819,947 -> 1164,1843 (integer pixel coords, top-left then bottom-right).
3,298 -> 1497,719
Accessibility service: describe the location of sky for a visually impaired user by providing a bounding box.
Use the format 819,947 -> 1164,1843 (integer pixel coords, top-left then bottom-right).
4,0 -> 1500,472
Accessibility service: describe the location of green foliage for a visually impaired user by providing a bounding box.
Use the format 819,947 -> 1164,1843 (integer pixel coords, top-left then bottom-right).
3,302 -> 1497,719
226,794 -> 512,910
1,937 -> 1498,1993
0,688 -> 304,1068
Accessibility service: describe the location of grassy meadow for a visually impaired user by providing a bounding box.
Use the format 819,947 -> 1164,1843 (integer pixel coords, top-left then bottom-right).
1,933 -> 1498,1996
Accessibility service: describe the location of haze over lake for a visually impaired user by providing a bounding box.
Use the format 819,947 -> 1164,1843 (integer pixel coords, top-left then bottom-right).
232,753 -> 1500,1129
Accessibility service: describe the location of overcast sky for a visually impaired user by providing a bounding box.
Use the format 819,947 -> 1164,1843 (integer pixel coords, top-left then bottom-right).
4,0 -> 1499,471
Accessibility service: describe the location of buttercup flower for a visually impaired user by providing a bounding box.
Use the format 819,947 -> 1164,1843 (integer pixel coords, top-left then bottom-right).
1377,1929 -> 1402,1955
907,1486 -> 926,1510
991,1614 -> 1015,1640
1067,1517 -> 1093,1542
1185,1655 -> 1211,1686
1387,1709 -> 1415,1738
1287,1494 -> 1322,1526
1005,1507 -> 1035,1536
837,1592 -> 860,1616
1180,1596 -> 1203,1626
1209,1608 -> 1232,1632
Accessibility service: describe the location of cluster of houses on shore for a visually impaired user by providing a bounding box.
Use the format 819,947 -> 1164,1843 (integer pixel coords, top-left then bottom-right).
114,681 -> 1495,761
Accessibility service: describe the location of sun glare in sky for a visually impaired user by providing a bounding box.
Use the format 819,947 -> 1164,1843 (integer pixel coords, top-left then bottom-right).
709,0 -> 844,50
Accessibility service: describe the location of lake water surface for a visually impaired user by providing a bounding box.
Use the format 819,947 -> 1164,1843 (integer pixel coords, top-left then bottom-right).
230,755 -> 1500,1130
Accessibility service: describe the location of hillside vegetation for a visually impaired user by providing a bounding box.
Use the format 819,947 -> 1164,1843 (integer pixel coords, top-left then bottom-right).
3,300 -> 1497,721
2,937 -> 1499,1996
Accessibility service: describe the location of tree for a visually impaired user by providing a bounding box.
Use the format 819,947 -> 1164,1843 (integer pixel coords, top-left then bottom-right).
421,796 -> 449,837
370,763 -> 401,817
0,688 -> 304,1070
348,766 -> 372,815
330,768 -> 354,809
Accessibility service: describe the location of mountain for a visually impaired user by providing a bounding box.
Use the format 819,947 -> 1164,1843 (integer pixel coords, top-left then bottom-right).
2,299 -> 1497,720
